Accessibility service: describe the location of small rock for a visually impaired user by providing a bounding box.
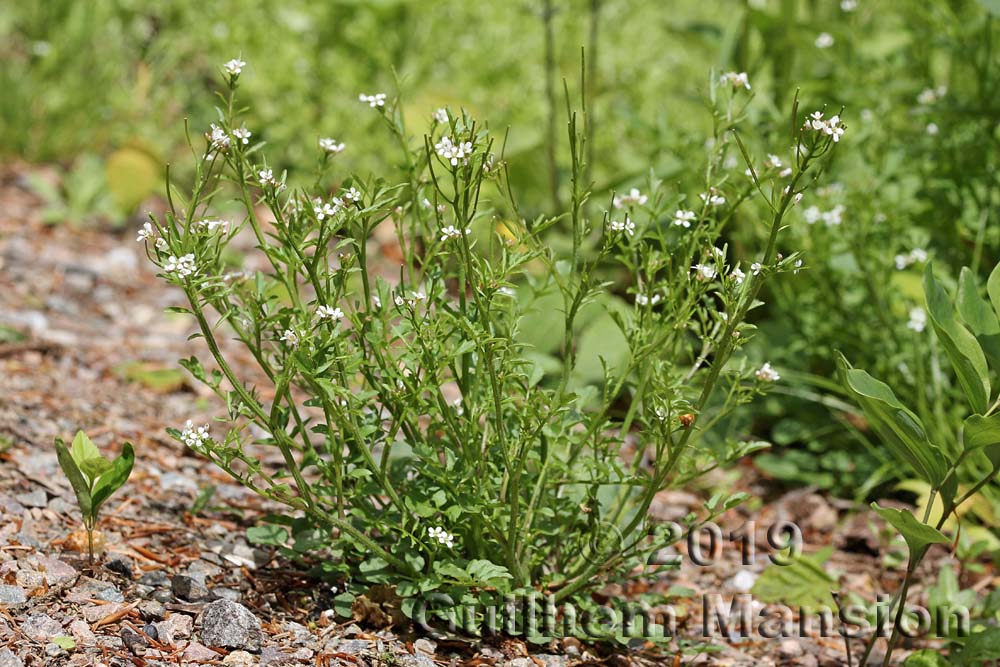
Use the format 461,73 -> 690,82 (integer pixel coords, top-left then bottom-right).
183,641 -> 220,663
82,602 -> 125,623
0,648 -> 23,667
15,489 -> 47,508
139,571 -> 170,588
65,577 -> 123,603
398,655 -> 435,667
260,647 -> 295,666
43,643 -> 65,658
223,650 -> 257,666
14,569 -> 44,590
143,622 -> 158,641
138,599 -> 166,621
201,599 -> 262,652
779,639 -> 803,658
508,659 -> 534,667
536,655 -> 568,667
333,639 -> 371,655
121,626 -> 147,656
21,613 -> 63,642
283,621 -> 312,644
105,555 -> 134,579
153,612 -> 193,645
69,619 -> 96,646
413,638 -> 436,656
0,584 -> 27,606
213,586 -> 242,602
172,574 -> 213,601
35,556 -> 77,586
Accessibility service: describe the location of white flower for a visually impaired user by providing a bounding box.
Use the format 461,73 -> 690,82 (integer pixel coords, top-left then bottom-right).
180,420 -> 211,450
394,295 -> 405,307
803,206 -> 822,224
359,92 -> 387,108
223,58 -> 246,76
673,210 -> 697,228
433,108 -> 449,123
636,293 -> 662,306
609,216 -> 636,236
136,222 -> 155,243
208,124 -> 230,151
155,237 -> 168,251
313,200 -> 340,221
793,259 -> 803,274
164,254 -> 197,278
316,305 -> 344,322
435,136 -> 474,166
613,188 -> 648,209
780,167 -> 793,178
232,127 -> 251,145
692,264 -> 717,282
765,154 -> 783,169
793,192 -> 803,205
410,291 -> 427,302
372,295 -> 382,308
280,329 -> 299,348
840,0 -> 857,10
730,267 -> 746,285
427,526 -> 455,548
895,248 -> 928,270
750,262 -> 762,275
755,362 -> 780,382
822,204 -> 844,226
804,111 -> 846,142
825,115 -> 846,142
319,137 -> 346,154
907,307 -> 927,332
258,168 -> 275,185
197,218 -> 228,233
440,225 -> 471,242
342,187 -> 361,203
926,122 -> 939,136
815,32 -> 835,48
720,71 -> 751,90
917,88 -> 938,106
699,190 -> 726,207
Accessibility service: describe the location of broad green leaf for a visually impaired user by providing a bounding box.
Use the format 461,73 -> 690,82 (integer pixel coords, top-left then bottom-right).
466,559 -> 513,588
838,355 -> 949,485
52,636 -> 76,651
988,262 -> 1000,317
246,524 -> 289,546
957,268 -> 1000,335
961,414 -> 1000,453
871,502 -> 949,559
70,431 -> 102,471
955,626 -> 1000,666
78,456 -> 112,481
751,546 -> 836,612
924,265 -> 990,414
90,443 -> 135,518
55,437 -> 92,519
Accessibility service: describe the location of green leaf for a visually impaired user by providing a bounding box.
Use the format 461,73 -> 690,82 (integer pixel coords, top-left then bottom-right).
961,414 -> 1000,453
70,431 -> 103,474
956,268 -> 1000,336
988,262 -> 1000,317
751,546 -> 836,612
333,592 -> 356,618
871,502 -> 949,559
90,443 -> 135,518
52,636 -> 76,651
903,650 -> 949,667
246,524 -> 289,546
837,355 -> 949,486
955,627 -> 1000,666
466,559 -> 513,588
924,265 -> 990,414
55,437 -> 93,519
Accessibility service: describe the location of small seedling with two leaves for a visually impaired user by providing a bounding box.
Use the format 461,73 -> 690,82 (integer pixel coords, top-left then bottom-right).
54,431 -> 134,562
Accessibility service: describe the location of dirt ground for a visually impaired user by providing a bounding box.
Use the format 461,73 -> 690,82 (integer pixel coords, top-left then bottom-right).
0,165 -> 968,666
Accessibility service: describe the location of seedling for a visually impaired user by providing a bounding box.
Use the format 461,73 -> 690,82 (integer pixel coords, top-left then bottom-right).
54,431 -> 134,562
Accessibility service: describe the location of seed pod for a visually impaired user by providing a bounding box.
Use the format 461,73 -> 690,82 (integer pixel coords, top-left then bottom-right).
679,413 -> 696,428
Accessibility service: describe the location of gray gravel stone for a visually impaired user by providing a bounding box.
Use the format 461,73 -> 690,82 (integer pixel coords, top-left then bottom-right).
0,584 -> 27,606
200,599 -> 262,652
172,574 -> 213,601
21,613 -> 62,642
15,489 -> 47,508
0,648 -> 23,667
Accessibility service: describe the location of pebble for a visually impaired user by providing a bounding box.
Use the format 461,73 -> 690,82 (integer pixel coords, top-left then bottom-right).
201,599 -> 262,652
65,577 -> 123,603
83,602 -> 125,623
35,556 -> 77,586
183,641 -> 220,663
43,643 -> 65,658
260,647 -> 295,666
0,648 -> 22,667
121,626 -> 148,656
223,650 -> 258,666
779,639 -> 804,658
138,599 -> 167,621
413,638 -> 436,656
536,656 -> 568,667
398,655 -> 435,667
69,619 -> 96,646
22,613 -> 63,642
104,554 -> 134,579
139,570 -> 170,588
0,584 -> 27,606
14,489 -> 47,508
171,574 -> 213,601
